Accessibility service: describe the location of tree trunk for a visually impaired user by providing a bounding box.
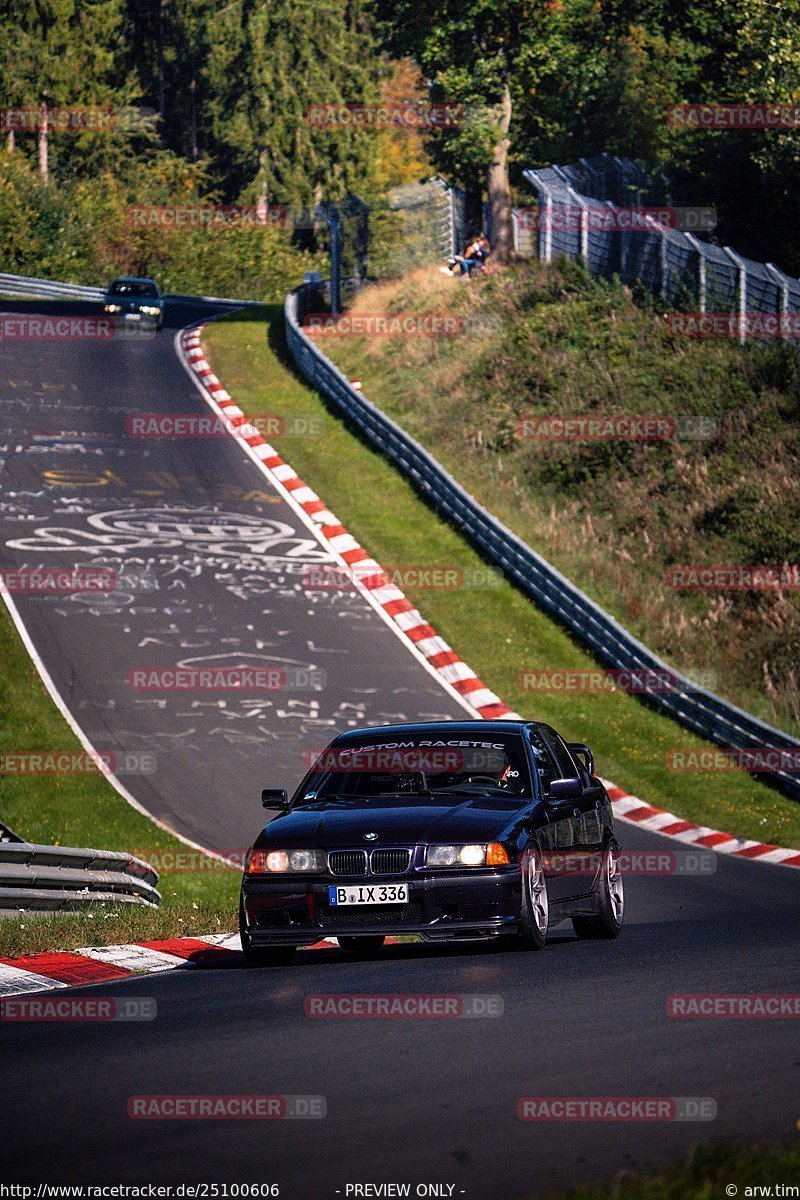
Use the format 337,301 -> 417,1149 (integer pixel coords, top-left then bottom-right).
157,0 -> 166,131
190,74 -> 198,159
38,100 -> 48,181
487,78 -> 512,263
6,128 -> 14,152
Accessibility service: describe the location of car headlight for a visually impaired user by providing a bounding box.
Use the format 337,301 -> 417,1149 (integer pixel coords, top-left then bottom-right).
104,303 -> 120,313
425,843 -> 510,868
245,848 -> 326,874
139,305 -> 161,315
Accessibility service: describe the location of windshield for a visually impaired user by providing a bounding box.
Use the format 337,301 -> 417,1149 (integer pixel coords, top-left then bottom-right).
109,280 -> 158,297
295,733 -> 532,806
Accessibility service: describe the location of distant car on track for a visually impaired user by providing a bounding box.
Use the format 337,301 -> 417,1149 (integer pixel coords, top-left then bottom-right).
239,720 -> 624,965
103,276 -> 164,330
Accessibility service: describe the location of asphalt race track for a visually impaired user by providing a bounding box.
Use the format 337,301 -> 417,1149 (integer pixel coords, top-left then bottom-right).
0,298 -> 466,854
1,301 -> 798,1197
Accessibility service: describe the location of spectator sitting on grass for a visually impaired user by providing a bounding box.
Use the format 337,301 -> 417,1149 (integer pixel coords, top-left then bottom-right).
440,234 -> 490,278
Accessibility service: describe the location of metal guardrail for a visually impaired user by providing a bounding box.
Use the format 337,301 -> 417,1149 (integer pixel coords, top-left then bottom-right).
0,843 -> 160,911
0,273 -> 104,301
285,282 -> 800,803
0,272 -> 259,307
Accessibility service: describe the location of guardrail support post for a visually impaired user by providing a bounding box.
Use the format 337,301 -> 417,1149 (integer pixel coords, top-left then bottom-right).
765,262 -> 789,333
723,245 -> 747,344
684,233 -> 707,313
315,201 -> 342,315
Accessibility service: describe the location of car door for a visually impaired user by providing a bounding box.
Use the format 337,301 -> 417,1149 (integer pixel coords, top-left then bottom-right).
540,726 -> 605,898
527,728 -> 577,902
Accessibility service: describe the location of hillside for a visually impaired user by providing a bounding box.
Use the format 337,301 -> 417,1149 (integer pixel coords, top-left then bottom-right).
319,260 -> 800,738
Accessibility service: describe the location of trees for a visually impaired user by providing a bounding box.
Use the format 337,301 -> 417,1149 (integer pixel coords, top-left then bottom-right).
0,0 -> 138,180
373,0 -> 536,262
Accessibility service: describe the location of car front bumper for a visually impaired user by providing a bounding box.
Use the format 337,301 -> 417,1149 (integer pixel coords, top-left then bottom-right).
241,868 -> 522,945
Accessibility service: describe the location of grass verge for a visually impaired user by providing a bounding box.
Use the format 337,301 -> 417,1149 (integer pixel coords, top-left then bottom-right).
326,262 -> 800,740
548,1141 -> 800,1200
0,598 -> 240,957
203,305 -> 800,850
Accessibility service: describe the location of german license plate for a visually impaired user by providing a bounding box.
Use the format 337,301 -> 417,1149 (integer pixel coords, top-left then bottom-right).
328,883 -> 408,906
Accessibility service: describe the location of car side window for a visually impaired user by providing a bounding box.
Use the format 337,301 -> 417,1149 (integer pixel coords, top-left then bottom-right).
541,727 -> 580,781
528,729 -> 560,790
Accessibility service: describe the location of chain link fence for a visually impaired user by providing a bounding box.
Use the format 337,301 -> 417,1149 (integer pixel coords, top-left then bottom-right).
388,175 -> 467,267
517,153 -> 800,342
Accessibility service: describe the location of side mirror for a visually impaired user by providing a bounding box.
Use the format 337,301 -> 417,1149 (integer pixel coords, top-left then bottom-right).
569,742 -> 595,777
549,776 -> 583,801
261,788 -> 289,810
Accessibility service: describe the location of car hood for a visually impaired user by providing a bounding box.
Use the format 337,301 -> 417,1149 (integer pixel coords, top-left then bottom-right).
256,794 -> 537,848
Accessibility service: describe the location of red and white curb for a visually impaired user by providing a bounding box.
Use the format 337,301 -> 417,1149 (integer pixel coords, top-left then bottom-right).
604,781 -> 800,868
0,934 -> 403,999
178,325 -> 516,721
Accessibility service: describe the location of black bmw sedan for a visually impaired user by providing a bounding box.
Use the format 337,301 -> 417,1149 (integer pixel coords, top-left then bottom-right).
239,720 -> 624,964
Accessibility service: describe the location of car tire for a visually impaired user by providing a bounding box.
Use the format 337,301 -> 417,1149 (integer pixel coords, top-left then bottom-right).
337,936 -> 385,958
572,843 -> 624,940
239,899 -> 296,965
518,845 -> 549,950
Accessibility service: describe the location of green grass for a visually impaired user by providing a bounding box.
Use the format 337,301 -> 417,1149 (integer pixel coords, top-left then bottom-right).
324,262 -> 800,741
0,902 -> 233,959
202,306 -> 800,850
543,1141 -> 800,1200
0,599 -> 240,957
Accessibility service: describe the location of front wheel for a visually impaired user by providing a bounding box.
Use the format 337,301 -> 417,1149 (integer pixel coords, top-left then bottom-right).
239,898 -> 296,965
337,935 -> 385,958
518,845 -> 549,950
572,843 -> 624,940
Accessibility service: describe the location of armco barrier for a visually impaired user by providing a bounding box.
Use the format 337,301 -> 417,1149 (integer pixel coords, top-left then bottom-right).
0,843 -> 160,911
285,282 -> 800,803
0,273 -> 104,301
0,272 -> 260,307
